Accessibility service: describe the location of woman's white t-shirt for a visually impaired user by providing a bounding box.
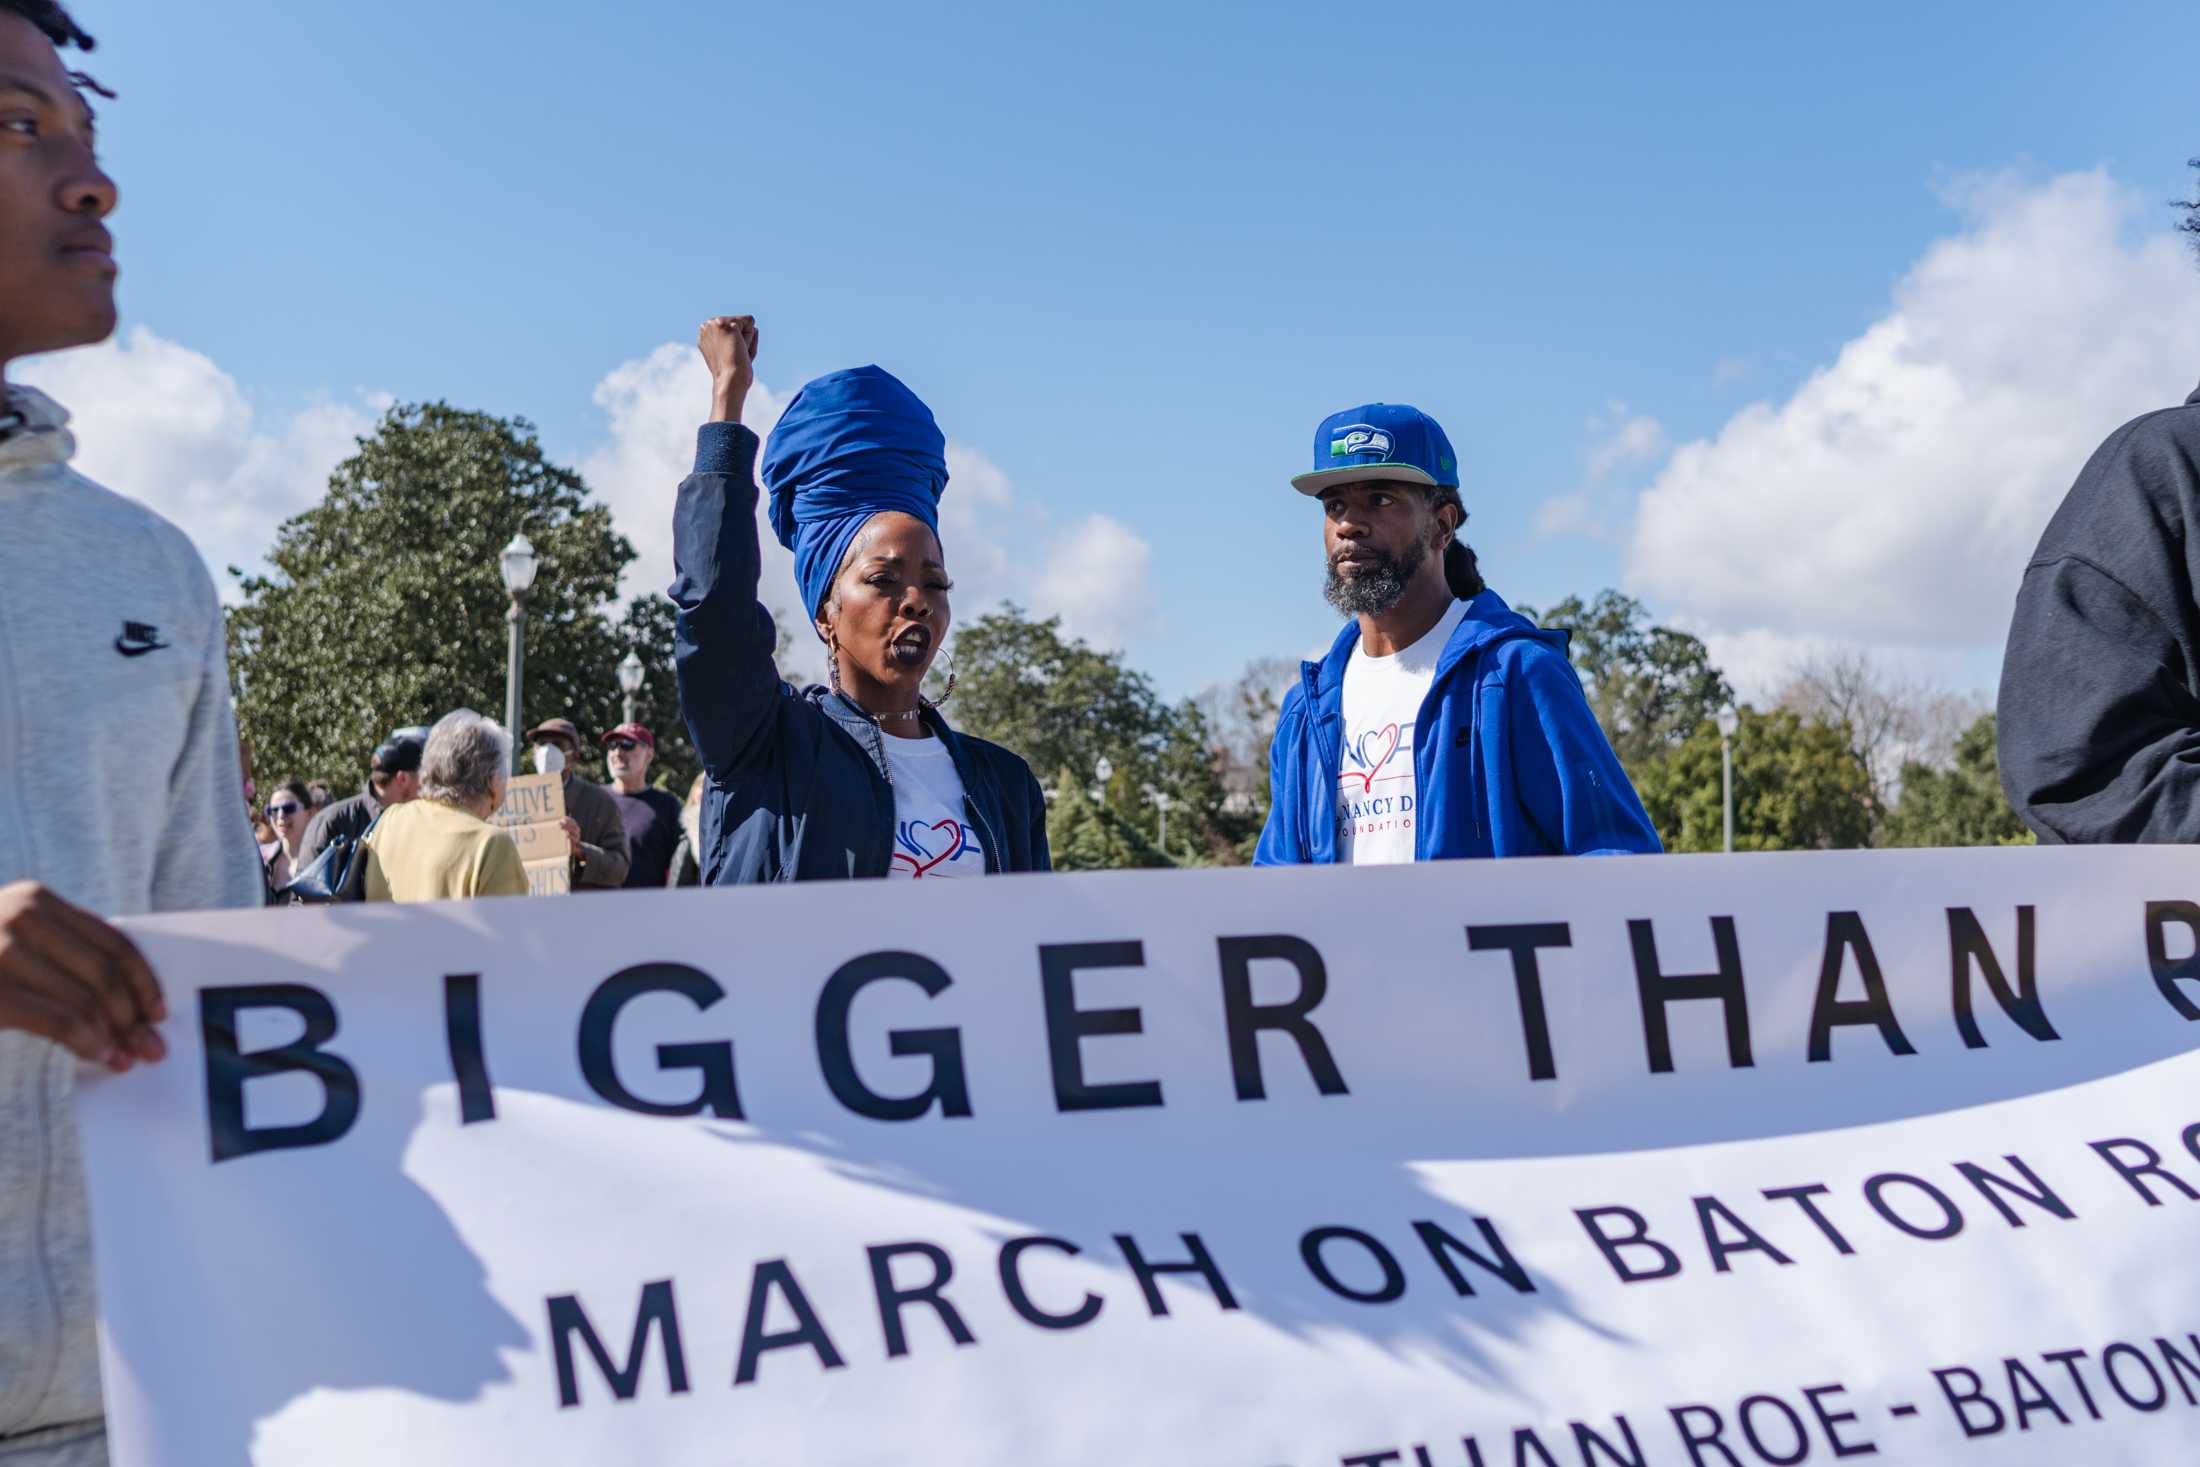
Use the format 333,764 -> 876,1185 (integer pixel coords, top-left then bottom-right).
881,733 -> 988,879
1335,597 -> 1468,865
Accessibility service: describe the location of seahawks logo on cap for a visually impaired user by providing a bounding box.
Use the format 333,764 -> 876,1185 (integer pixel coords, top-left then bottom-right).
1330,425 -> 1393,459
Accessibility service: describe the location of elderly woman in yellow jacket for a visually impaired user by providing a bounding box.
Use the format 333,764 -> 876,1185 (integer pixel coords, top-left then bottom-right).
363,709 -> 528,902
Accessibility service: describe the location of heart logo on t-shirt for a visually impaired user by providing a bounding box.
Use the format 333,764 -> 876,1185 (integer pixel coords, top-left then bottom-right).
1344,723 -> 1403,795
893,818 -> 967,878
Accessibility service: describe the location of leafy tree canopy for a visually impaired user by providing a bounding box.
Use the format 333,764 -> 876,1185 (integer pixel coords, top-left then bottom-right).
1635,706 -> 1872,852
227,403 -> 644,791
949,607 -> 1233,862
1046,772 -> 1173,872
1197,656 -> 1295,862
1880,712 -> 2033,848
1518,590 -> 1733,769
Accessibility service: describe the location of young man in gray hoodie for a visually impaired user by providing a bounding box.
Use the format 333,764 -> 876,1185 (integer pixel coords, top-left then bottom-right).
0,5 -> 265,1463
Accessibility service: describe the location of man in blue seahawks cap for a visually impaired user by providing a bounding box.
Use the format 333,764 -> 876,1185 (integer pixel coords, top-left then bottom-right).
1256,403 -> 1659,865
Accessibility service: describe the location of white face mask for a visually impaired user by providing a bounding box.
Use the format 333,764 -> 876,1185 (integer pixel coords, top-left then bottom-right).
531,742 -> 566,776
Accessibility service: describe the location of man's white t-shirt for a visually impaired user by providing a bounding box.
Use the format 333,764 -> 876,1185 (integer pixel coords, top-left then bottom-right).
1335,597 -> 1468,864
881,734 -> 988,879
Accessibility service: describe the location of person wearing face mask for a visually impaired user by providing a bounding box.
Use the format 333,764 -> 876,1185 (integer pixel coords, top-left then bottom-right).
520,717 -> 631,891
670,315 -> 1050,884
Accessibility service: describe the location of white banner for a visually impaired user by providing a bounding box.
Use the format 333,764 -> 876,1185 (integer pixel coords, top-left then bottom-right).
75,848 -> 2200,1466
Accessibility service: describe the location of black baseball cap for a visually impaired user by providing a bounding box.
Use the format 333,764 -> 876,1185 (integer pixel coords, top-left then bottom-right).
372,726 -> 429,776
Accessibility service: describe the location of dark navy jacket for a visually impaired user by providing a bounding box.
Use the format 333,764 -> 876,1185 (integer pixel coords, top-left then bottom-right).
670,423 -> 1051,883
1255,591 -> 1660,863
1998,382 -> 2200,842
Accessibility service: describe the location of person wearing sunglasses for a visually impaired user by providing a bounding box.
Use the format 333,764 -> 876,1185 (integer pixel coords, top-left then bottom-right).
600,723 -> 684,889
258,778 -> 314,899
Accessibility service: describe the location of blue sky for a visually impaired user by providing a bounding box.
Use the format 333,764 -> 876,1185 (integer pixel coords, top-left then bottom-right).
35,0 -> 2200,699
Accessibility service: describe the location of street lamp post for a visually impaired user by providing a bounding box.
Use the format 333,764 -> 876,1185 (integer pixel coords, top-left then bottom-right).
617,650 -> 645,726
499,533 -> 539,773
1715,705 -> 1740,854
1092,756 -> 1114,807
1146,787 -> 1173,854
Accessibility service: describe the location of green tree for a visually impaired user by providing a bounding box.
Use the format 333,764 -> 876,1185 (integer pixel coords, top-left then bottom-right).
612,594 -> 697,796
950,607 -> 1230,863
1518,590 -> 1733,770
1636,707 -> 1872,852
1046,773 -> 1172,872
1198,657 -> 1294,862
615,592 -> 803,797
1881,712 -> 2033,847
227,403 -> 638,789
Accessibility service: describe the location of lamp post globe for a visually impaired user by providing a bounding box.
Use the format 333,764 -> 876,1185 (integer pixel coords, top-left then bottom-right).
499,533 -> 539,596
1146,786 -> 1173,854
617,650 -> 645,726
1715,705 -> 1740,853
1093,756 -> 1114,807
500,533 -> 540,773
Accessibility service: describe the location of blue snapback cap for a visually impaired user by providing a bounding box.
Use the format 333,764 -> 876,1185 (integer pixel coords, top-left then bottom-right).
1290,402 -> 1460,497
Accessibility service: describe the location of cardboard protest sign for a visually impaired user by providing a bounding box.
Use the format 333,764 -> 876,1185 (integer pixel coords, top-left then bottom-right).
496,773 -> 568,893
73,848 -> 2200,1465
523,858 -> 570,897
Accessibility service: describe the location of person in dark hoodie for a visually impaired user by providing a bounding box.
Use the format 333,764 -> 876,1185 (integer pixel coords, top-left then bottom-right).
1256,403 -> 1659,865
1997,380 -> 2200,840
671,315 -> 1050,883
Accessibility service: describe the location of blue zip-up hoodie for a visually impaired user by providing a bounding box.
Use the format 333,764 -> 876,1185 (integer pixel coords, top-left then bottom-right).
1255,591 -> 1660,863
671,422 -> 1051,883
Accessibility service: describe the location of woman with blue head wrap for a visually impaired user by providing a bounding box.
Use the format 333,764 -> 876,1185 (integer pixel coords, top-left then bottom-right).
666,315 -> 1051,885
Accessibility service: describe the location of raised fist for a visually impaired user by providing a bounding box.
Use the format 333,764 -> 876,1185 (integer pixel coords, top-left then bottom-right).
698,315 -> 759,423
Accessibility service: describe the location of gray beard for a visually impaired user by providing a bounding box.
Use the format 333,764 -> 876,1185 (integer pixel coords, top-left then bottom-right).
1324,537 -> 1428,616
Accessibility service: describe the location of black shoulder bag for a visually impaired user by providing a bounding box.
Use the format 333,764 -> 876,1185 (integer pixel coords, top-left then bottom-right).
282,812 -> 383,904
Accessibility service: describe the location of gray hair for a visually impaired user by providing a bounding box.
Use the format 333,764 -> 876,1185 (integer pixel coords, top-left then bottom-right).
419,709 -> 512,809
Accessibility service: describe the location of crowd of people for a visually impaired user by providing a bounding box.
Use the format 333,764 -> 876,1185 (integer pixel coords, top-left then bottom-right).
250,712 -> 696,905
0,2 -> 2195,1462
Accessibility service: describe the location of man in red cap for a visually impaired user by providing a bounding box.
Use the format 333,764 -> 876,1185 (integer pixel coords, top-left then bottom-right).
601,722 -> 683,889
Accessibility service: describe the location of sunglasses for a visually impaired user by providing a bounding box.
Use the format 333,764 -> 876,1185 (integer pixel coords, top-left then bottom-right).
604,738 -> 641,752
265,801 -> 304,818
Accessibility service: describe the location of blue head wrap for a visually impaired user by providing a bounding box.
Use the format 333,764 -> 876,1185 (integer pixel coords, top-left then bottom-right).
760,365 -> 948,635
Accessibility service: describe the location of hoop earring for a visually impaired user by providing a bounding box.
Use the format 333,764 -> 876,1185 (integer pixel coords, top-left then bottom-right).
922,645 -> 957,711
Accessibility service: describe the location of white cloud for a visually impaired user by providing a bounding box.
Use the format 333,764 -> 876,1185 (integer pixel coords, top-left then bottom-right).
1584,401 -> 1668,480
15,327 -> 380,597
1030,513 -> 1157,650
580,342 -> 1156,654
1532,492 -> 1602,540
580,341 -> 795,613
12,326 -> 1160,666
1625,170 -> 2200,667
1530,402 -> 1668,542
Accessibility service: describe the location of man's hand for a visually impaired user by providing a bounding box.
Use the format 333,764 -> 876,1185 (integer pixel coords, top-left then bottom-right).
0,881 -> 165,1072
698,315 -> 759,424
560,817 -> 583,861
